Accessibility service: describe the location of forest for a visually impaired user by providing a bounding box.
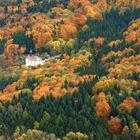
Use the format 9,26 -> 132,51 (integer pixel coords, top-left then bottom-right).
0,0 -> 140,139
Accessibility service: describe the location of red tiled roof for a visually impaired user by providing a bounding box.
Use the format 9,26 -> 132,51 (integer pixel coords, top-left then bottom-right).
26,55 -> 42,61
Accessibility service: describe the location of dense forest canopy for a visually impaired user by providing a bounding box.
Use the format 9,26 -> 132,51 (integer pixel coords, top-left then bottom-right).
0,0 -> 140,139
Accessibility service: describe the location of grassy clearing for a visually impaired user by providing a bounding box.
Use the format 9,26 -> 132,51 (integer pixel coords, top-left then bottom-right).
0,66 -> 22,79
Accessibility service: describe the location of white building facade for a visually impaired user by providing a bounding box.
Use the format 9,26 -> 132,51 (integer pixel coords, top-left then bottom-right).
26,55 -> 44,67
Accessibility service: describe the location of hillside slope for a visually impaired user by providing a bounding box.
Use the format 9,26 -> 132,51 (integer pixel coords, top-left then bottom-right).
0,0 -> 140,139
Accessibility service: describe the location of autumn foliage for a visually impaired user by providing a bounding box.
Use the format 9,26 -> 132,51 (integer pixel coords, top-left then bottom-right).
0,0 -> 140,139
96,92 -> 110,118
117,97 -> 138,114
108,117 -> 122,135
